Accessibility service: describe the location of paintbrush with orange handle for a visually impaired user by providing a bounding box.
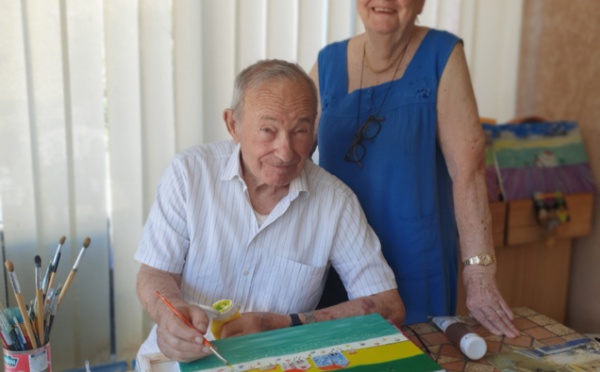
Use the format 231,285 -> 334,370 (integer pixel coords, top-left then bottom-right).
154,290 -> 230,366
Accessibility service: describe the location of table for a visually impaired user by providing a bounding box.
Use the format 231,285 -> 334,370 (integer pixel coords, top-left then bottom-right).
140,307 -> 589,372
401,307 -> 587,372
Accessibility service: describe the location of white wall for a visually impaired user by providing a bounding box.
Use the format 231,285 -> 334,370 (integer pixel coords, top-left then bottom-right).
0,0 -> 523,368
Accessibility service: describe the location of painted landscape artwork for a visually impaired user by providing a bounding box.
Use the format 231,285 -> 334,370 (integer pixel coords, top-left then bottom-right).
483,124 -> 502,202
178,314 -> 442,372
488,121 -> 595,201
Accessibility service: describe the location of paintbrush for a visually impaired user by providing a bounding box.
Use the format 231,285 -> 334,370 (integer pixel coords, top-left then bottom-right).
5,260 -> 38,349
12,316 -> 28,350
154,290 -> 230,366
0,302 -> 15,350
57,237 -> 91,308
46,251 -> 61,295
44,286 -> 60,344
34,255 -> 44,343
43,236 -> 66,294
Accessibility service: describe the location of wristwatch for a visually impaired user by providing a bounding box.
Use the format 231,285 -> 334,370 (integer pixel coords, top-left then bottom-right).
289,313 -> 302,327
463,253 -> 495,266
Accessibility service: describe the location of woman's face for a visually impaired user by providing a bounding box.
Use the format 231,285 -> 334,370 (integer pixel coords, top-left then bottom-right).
357,0 -> 425,35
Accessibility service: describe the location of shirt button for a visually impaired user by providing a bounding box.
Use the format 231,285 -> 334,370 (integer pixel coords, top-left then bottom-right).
243,271 -> 249,276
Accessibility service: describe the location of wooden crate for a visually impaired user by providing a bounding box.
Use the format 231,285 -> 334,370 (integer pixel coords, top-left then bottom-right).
494,238 -> 573,323
457,193 -> 593,320
490,201 -> 507,247
506,193 -> 594,246
456,237 -> 574,323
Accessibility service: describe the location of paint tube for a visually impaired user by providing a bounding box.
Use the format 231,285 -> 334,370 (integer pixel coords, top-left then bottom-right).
432,316 -> 487,360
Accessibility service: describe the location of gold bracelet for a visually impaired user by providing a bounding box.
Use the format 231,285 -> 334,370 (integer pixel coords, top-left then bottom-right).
462,253 -> 495,266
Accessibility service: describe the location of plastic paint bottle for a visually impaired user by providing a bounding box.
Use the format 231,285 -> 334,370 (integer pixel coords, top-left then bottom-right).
210,299 -> 240,340
432,316 -> 487,360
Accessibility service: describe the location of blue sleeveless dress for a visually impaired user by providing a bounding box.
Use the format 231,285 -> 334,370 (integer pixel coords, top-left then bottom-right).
317,29 -> 460,324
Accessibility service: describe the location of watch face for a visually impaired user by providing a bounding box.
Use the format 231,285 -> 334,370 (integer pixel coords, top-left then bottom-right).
482,255 -> 492,265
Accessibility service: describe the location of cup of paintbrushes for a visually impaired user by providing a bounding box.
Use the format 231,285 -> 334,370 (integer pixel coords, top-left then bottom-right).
3,343 -> 52,372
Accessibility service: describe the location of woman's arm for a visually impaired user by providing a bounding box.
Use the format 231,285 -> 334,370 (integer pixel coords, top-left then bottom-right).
437,43 -> 518,338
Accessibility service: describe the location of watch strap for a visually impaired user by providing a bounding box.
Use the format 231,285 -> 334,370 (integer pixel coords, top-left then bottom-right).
289,313 -> 302,327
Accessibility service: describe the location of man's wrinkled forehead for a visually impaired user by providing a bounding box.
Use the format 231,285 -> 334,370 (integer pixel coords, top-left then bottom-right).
241,78 -> 317,119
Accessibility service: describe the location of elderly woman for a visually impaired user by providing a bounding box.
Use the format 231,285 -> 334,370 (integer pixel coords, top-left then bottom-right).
310,0 -> 518,337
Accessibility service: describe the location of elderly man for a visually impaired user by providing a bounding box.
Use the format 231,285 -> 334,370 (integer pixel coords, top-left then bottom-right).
135,59 -> 405,363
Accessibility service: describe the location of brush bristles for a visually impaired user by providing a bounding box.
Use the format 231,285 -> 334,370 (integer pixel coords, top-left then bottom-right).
4,260 -> 14,272
83,237 -> 91,248
59,236 -> 66,244
35,255 -> 41,267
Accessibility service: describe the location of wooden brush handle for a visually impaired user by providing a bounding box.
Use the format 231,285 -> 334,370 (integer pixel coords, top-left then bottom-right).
57,270 -> 76,308
16,293 -> 38,349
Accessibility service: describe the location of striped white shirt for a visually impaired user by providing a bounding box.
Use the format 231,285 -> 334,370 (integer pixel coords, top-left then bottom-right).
135,140 -> 397,355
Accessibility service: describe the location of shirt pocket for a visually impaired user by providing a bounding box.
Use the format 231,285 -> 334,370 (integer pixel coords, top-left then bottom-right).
263,256 -> 327,314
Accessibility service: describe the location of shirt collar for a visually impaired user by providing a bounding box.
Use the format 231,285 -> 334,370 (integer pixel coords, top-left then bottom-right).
222,142 -> 243,182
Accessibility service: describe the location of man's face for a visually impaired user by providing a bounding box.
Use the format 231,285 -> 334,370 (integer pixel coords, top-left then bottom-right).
225,78 -> 316,188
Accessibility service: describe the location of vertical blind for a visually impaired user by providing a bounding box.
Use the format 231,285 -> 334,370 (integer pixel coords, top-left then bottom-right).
0,0 -> 522,369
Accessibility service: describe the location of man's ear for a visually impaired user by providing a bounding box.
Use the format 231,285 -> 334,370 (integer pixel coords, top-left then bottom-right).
223,109 -> 240,143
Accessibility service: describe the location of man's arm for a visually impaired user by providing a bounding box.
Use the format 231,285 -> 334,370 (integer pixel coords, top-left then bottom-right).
219,289 -> 404,338
136,264 -> 212,362
301,289 -> 405,327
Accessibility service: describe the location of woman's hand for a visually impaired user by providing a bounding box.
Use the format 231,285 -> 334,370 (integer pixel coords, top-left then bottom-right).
463,267 -> 519,338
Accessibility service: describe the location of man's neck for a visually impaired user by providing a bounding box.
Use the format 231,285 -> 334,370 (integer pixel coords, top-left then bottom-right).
246,183 -> 289,215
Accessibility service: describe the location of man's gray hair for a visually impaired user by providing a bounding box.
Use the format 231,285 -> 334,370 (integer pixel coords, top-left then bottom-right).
230,59 -> 318,119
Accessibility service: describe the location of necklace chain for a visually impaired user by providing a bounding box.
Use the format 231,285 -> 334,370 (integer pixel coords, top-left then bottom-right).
357,33 -> 413,126
363,44 -> 403,74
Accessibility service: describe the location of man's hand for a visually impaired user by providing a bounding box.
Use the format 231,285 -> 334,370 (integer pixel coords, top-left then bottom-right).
156,304 -> 213,362
137,265 -> 217,362
219,312 -> 291,338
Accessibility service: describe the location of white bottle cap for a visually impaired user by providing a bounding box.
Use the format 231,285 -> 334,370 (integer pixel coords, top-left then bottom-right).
460,333 -> 487,360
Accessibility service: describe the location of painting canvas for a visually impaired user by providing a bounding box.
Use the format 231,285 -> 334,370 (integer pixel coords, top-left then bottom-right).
178,314 -> 442,372
483,124 -> 503,202
489,121 -> 595,201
